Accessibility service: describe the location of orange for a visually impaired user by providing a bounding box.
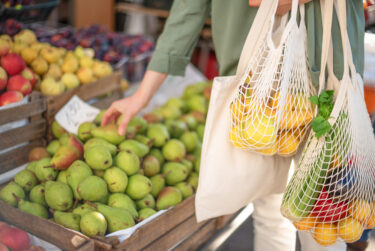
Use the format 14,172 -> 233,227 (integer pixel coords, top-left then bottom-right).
313,223 -> 338,246
294,216 -> 316,231
338,217 -> 364,243
229,125 -> 246,148
270,92 -> 294,111
349,199 -> 372,222
278,131 -> 300,156
279,110 -> 313,130
257,141 -> 278,155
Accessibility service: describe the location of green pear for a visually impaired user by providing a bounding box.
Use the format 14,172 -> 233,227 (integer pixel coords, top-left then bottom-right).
149,148 -> 165,166
166,98 -> 187,113
46,140 -> 60,156
135,135 -> 153,147
104,167 -> 128,193
162,139 -> 186,162
59,133 -> 70,145
17,197 -> 48,219
107,193 -> 138,218
120,116 -> 148,138
54,211 -> 81,231
93,169 -> 105,178
29,184 -> 47,206
143,112 -> 163,123
84,145 -> 112,170
138,208 -> 157,221
57,170 -> 68,184
196,124 -> 205,141
91,124 -> 125,145
147,124 -> 170,147
180,131 -> 199,153
94,110 -> 106,125
78,122 -> 96,142
174,182 -> 194,199
187,172 -> 199,191
115,150 -> 140,176
51,145 -> 80,170
142,155 -> 160,177
181,114 -> 198,130
160,106 -> 181,120
67,160 -> 93,199
77,176 -> 108,202
0,181 -> 25,206
14,169 -> 38,192
95,203 -> 135,233
156,187 -> 182,210
45,181 -> 73,211
135,194 -> 155,209
80,211 -> 107,237
150,174 -> 165,198
52,120 -> 66,139
125,174 -> 152,200
183,82 -> 208,98
84,138 -> 117,156
162,162 -> 188,185
97,193 -> 109,207
26,161 -> 37,173
72,203 -> 96,216
165,120 -> 188,138
195,156 -> 201,173
187,95 -> 208,114
181,159 -> 193,174
118,140 -> 149,158
35,158 -> 58,182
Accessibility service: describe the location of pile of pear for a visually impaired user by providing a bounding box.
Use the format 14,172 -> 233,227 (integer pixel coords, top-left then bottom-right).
5,29 -> 113,96
0,81 -> 211,238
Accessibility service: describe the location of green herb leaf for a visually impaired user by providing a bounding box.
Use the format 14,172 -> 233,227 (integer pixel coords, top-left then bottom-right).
309,95 -> 319,105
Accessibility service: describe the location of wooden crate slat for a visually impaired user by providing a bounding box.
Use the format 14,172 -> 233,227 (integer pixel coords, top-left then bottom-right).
142,216 -> 208,251
0,139 -> 45,174
0,201 -> 94,251
115,196 -> 195,250
0,119 -> 46,151
92,91 -> 122,110
0,93 -> 45,126
173,220 -> 217,251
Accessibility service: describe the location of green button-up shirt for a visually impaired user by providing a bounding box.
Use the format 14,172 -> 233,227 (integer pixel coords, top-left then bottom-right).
147,0 -> 364,87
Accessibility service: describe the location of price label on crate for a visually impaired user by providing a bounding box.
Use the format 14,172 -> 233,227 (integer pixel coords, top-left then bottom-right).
55,95 -> 100,135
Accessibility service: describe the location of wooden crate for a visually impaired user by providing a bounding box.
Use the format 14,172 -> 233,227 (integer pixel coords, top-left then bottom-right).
44,71 -> 123,141
0,92 -> 47,175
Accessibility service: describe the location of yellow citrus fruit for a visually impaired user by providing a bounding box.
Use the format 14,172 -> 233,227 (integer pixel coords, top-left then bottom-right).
349,199 -> 372,222
278,131 -> 300,156
242,115 -> 277,147
279,110 -> 313,130
313,223 -> 338,246
257,141 -> 278,155
230,98 -> 252,123
294,216 -> 316,231
294,93 -> 313,111
330,153 -> 345,170
229,125 -> 246,148
365,211 -> 375,229
270,92 -> 295,111
338,217 -> 364,243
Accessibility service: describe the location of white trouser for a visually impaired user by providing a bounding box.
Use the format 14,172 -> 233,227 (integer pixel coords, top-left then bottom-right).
252,193 -> 346,251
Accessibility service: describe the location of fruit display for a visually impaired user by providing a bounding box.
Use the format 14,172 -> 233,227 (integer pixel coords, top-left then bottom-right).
0,81 -> 211,238
0,221 -> 45,251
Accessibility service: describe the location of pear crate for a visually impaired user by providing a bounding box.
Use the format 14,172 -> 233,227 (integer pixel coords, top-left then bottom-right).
44,71 -> 123,141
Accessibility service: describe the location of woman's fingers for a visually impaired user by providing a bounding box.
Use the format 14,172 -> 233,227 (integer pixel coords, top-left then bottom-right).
101,106 -> 116,126
118,113 -> 132,136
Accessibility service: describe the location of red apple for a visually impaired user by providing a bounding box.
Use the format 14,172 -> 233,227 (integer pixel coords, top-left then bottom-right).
1,53 -> 26,76
7,75 -> 32,95
0,228 -> 30,251
21,67 -> 36,87
0,67 -> 7,91
0,243 -> 9,251
0,91 -> 24,106
0,39 -> 10,57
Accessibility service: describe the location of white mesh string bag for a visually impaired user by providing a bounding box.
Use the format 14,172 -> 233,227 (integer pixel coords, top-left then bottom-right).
229,0 -> 315,157
281,0 -> 375,246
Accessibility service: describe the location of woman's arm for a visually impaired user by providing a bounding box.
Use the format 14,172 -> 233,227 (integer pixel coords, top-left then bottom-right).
249,0 -> 313,15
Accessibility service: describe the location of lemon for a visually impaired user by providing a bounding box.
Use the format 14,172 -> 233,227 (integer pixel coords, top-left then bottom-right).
338,217 -> 364,243
242,115 -> 277,148
278,131 -> 300,156
270,92 -> 295,111
279,110 -> 313,130
229,125 -> 246,148
294,215 -> 316,231
313,223 -> 338,246
349,199 -> 372,222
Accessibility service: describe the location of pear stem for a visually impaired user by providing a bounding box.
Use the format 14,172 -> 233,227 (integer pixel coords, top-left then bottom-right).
72,198 -> 79,209
85,201 -> 97,209
44,165 -> 55,169
12,193 -> 20,202
49,208 -> 55,215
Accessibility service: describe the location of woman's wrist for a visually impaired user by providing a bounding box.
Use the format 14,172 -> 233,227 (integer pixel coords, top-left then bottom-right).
135,70 -> 168,108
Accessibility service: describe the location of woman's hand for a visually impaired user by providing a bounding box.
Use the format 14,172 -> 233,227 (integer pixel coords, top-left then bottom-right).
101,70 -> 167,135
249,0 -> 312,15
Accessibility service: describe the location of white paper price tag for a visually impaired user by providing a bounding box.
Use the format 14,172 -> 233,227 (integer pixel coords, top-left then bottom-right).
55,95 -> 100,135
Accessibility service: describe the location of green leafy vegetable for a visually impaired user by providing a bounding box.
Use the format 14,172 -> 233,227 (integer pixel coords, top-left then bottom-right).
309,90 -> 335,139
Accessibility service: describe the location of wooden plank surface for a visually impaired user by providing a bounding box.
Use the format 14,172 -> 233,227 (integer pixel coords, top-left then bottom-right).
0,119 -> 46,151
173,220 -> 217,251
142,216 -> 207,251
0,93 -> 45,126
0,139 -> 45,174
115,196 -> 195,250
116,2 -> 170,18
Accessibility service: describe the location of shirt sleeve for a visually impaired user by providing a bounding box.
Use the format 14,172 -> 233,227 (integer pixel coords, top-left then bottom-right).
147,0 -> 211,76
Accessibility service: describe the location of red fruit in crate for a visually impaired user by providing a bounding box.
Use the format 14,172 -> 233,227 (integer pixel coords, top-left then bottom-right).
0,227 -> 30,251
0,222 -> 10,234
29,147 -> 50,162
0,243 -> 9,251
7,75 -> 32,95
0,91 -> 24,106
21,67 -> 36,87
203,86 -> 212,100
0,67 -> 8,91
1,53 -> 26,76
311,187 -> 348,222
0,39 -> 10,57
51,145 -> 80,170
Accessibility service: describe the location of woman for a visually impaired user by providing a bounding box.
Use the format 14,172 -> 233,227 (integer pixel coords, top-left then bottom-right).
102,1 -> 365,250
